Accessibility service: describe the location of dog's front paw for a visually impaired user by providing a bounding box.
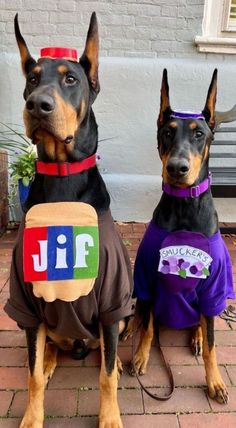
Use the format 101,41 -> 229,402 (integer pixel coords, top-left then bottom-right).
20,416 -> 43,428
120,317 -> 134,342
129,349 -> 149,376
20,405 -> 44,428
207,375 -> 229,404
99,413 -> 123,428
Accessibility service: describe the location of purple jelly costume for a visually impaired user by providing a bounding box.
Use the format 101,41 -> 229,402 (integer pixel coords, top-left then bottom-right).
134,220 -> 235,329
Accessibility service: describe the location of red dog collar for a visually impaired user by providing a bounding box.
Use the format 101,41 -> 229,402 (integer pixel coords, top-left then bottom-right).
40,47 -> 78,62
35,154 -> 96,177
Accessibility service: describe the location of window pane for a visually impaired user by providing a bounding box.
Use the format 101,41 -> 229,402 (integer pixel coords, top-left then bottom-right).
230,0 -> 236,20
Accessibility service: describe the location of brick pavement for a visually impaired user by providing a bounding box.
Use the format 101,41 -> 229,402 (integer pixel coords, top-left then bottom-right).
0,225 -> 236,427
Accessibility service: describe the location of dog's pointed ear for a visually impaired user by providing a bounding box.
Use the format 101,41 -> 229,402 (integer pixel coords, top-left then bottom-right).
158,69 -> 172,127
80,12 -> 100,93
14,14 -> 36,76
202,69 -> 217,130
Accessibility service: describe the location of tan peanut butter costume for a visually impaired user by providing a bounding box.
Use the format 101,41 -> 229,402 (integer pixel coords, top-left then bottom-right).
5,205 -> 133,340
23,202 -> 99,303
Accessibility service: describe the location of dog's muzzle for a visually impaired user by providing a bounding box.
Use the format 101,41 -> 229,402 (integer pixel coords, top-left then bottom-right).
26,93 -> 55,119
166,157 -> 190,179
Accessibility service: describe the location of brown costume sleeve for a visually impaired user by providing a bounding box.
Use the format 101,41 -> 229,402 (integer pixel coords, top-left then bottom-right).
4,220 -> 42,328
96,213 -> 134,325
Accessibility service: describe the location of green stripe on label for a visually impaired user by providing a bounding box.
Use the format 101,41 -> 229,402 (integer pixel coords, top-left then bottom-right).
73,226 -> 99,279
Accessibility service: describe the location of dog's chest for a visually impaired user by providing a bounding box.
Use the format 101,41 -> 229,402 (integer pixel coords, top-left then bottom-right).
5,207 -> 134,340
134,220 -> 234,329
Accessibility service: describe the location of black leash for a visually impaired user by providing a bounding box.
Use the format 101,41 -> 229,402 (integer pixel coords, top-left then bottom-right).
131,321 -> 175,401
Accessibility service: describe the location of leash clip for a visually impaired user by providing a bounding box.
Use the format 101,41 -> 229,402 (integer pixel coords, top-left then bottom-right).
190,185 -> 200,198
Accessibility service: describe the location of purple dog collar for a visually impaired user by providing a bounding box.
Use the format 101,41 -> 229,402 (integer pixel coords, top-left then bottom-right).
170,111 -> 205,120
162,173 -> 212,198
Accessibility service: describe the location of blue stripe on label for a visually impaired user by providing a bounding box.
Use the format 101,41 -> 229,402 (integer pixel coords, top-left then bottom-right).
47,226 -> 74,280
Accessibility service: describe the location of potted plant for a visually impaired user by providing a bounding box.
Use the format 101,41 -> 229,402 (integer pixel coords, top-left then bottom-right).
10,150 -> 36,208
0,123 -> 36,212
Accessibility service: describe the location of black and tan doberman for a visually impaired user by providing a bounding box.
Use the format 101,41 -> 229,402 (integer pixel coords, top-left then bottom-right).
5,14 -> 133,428
132,69 -> 234,404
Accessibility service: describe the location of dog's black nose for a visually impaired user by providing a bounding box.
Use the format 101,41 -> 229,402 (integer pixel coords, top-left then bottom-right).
26,93 -> 55,117
166,158 -> 190,178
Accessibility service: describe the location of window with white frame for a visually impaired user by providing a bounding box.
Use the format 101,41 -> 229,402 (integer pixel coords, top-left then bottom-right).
195,0 -> 236,53
223,0 -> 236,31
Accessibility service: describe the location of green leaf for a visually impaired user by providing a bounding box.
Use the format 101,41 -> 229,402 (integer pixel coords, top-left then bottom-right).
178,269 -> 187,279
0,123 -> 32,155
0,123 -> 31,144
22,177 -> 30,187
202,267 -> 210,276
11,173 -> 21,181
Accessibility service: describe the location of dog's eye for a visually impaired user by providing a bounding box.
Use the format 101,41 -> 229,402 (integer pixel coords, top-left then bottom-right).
195,130 -> 203,138
28,76 -> 38,86
65,75 -> 77,85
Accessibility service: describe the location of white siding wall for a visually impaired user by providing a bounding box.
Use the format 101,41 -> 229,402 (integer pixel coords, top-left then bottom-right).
0,1 -> 235,221
1,0 -> 204,58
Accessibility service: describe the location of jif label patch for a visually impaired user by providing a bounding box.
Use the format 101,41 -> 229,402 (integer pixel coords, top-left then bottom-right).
23,225 -> 99,282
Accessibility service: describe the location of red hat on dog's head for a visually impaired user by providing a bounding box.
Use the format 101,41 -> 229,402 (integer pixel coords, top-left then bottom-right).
40,47 -> 78,62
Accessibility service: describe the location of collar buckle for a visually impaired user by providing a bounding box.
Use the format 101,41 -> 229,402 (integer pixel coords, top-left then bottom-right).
57,162 -> 69,177
190,185 -> 200,198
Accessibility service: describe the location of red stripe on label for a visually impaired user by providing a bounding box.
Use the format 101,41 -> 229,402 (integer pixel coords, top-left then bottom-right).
23,227 -> 48,282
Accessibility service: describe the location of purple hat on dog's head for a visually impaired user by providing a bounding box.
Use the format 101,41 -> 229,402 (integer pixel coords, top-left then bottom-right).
170,111 -> 205,120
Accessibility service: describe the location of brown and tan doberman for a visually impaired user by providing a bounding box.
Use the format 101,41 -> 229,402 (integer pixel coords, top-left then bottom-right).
4,13 -> 133,428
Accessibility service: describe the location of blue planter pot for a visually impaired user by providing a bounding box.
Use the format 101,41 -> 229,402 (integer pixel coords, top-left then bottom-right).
18,180 -> 32,209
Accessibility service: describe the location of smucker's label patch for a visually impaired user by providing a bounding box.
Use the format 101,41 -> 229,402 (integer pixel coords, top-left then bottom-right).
158,244 -> 212,279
